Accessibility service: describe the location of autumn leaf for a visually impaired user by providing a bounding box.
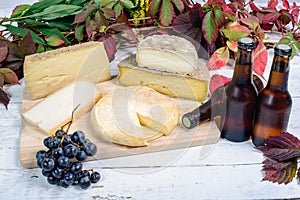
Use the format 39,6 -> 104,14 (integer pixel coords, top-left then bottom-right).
0,46 -> 8,63
262,12 -> 281,24
202,10 -> 218,48
47,35 -> 66,47
98,35 -> 116,62
0,88 -> 10,109
221,23 -> 251,41
159,0 -> 174,26
268,0 -> 278,9
206,46 -> 230,70
261,158 -> 297,184
282,0 -> 290,9
226,40 -> 238,52
19,31 -> 36,56
149,0 -> 162,17
249,1 -> 260,12
209,74 -> 231,93
0,68 -> 20,85
254,39 -> 268,76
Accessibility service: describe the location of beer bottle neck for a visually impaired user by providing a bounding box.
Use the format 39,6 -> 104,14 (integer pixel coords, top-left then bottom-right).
267,54 -> 290,91
232,49 -> 253,83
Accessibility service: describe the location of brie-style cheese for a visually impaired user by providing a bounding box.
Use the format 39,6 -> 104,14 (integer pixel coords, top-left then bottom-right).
136,35 -> 198,75
117,55 -> 209,102
24,42 -> 110,100
91,86 -> 179,147
23,80 -> 102,135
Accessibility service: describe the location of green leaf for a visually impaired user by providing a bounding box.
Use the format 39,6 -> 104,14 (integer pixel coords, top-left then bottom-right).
38,27 -> 70,44
279,37 -> 290,44
11,4 -> 31,18
149,0 -> 162,17
3,24 -> 46,45
214,9 -> 225,28
19,19 -> 48,26
31,5 -> 82,20
75,24 -> 85,42
48,20 -> 73,30
221,23 -> 251,41
120,0 -> 136,9
114,4 -> 123,18
47,35 -> 65,47
23,0 -> 66,15
101,0 -> 117,7
0,68 -> 20,85
202,11 -> 218,47
171,0 -> 184,13
160,0 -> 174,26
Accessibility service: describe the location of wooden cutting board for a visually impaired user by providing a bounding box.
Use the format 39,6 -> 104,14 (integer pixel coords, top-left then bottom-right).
20,78 -> 220,169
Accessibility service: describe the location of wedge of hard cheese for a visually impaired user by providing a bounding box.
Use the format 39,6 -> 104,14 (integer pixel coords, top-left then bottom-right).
136,35 -> 198,75
24,42 -> 110,100
117,55 -> 209,102
23,80 -> 102,135
91,86 -> 179,147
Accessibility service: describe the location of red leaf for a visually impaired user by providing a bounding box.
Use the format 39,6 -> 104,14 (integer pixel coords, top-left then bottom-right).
262,12 -> 281,24
98,35 -> 116,62
249,1 -> 260,12
282,0 -> 290,9
0,46 -> 8,62
226,40 -> 238,52
47,35 -> 65,47
209,74 -> 231,93
19,31 -> 36,56
202,10 -> 218,48
254,39 -> 267,76
0,68 -> 20,85
74,5 -> 94,24
0,87 -> 10,109
268,0 -> 278,9
189,3 -> 205,25
206,47 -> 230,70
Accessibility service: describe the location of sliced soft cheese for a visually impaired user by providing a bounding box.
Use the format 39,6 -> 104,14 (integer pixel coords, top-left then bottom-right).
136,35 -> 198,75
91,86 -> 179,147
117,55 -> 209,102
24,42 -> 110,100
23,80 -> 102,135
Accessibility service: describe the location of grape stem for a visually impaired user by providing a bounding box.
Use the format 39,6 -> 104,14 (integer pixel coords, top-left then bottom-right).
60,104 -> 81,134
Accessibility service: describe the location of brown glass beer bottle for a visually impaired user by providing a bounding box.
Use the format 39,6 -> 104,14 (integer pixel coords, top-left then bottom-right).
252,44 -> 292,147
221,37 -> 258,142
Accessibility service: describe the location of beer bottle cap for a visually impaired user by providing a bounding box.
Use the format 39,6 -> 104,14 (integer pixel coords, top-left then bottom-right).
181,113 -> 197,129
275,44 -> 292,56
238,37 -> 255,50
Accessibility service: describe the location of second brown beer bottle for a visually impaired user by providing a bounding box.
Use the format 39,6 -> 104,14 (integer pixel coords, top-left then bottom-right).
221,37 -> 258,142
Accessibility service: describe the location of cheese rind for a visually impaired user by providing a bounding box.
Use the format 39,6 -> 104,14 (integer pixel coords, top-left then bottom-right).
117,55 -> 209,102
91,86 -> 179,147
136,35 -> 198,75
24,42 -> 110,100
23,80 -> 102,135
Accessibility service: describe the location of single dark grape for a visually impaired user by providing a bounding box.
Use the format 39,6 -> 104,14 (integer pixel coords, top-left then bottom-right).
47,175 -> 58,185
52,167 -> 65,179
52,147 -> 64,158
71,131 -> 85,144
83,139 -> 91,146
44,136 -> 60,149
42,158 -> 55,171
90,172 -> 101,183
43,136 -> 53,149
42,169 -> 52,177
57,135 -> 70,146
57,156 -> 70,168
58,179 -> 69,188
55,129 -> 65,137
37,156 -> 46,168
70,162 -> 83,174
84,143 -> 97,156
79,175 -> 91,190
76,150 -> 87,161
63,172 -> 75,186
64,144 -> 78,158
36,150 -> 47,160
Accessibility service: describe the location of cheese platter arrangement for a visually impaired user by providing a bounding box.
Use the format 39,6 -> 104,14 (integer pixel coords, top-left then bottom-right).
20,34 -> 221,169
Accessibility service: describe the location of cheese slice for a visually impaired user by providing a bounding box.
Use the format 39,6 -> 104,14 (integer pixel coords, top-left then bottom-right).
91,86 -> 179,147
117,55 -> 209,102
24,42 -> 110,100
23,80 -> 102,135
136,35 -> 198,75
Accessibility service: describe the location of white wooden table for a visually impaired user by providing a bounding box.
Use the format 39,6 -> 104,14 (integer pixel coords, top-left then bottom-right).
1,1 -> 300,199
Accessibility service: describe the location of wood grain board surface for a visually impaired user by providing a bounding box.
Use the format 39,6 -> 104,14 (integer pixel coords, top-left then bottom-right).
20,78 -> 220,169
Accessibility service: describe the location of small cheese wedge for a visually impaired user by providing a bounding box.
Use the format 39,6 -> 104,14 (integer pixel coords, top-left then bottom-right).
91,86 -> 179,147
24,42 -> 110,100
136,35 -> 198,75
23,80 -> 102,135
117,55 -> 209,102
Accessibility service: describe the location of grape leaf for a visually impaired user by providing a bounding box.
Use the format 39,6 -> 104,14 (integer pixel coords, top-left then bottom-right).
0,68 -> 20,85
268,0 -> 278,9
149,0 -> 162,17
209,74 -> 231,94
202,11 -> 218,48
206,46 -> 229,70
74,4 -> 95,24
249,1 -> 260,12
159,0 -> 174,26
262,12 -> 281,24
214,8 -> 225,28
257,132 -> 300,162
253,39 -> 267,76
282,0 -> 290,10
0,46 -> 8,63
98,35 -> 116,62
47,35 -> 66,47
226,40 -> 238,52
261,158 -> 297,184
19,31 -> 36,57
221,23 -> 251,41
0,87 -> 10,109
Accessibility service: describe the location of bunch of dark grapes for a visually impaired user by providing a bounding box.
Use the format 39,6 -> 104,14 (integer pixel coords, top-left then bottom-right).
36,129 -> 101,189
